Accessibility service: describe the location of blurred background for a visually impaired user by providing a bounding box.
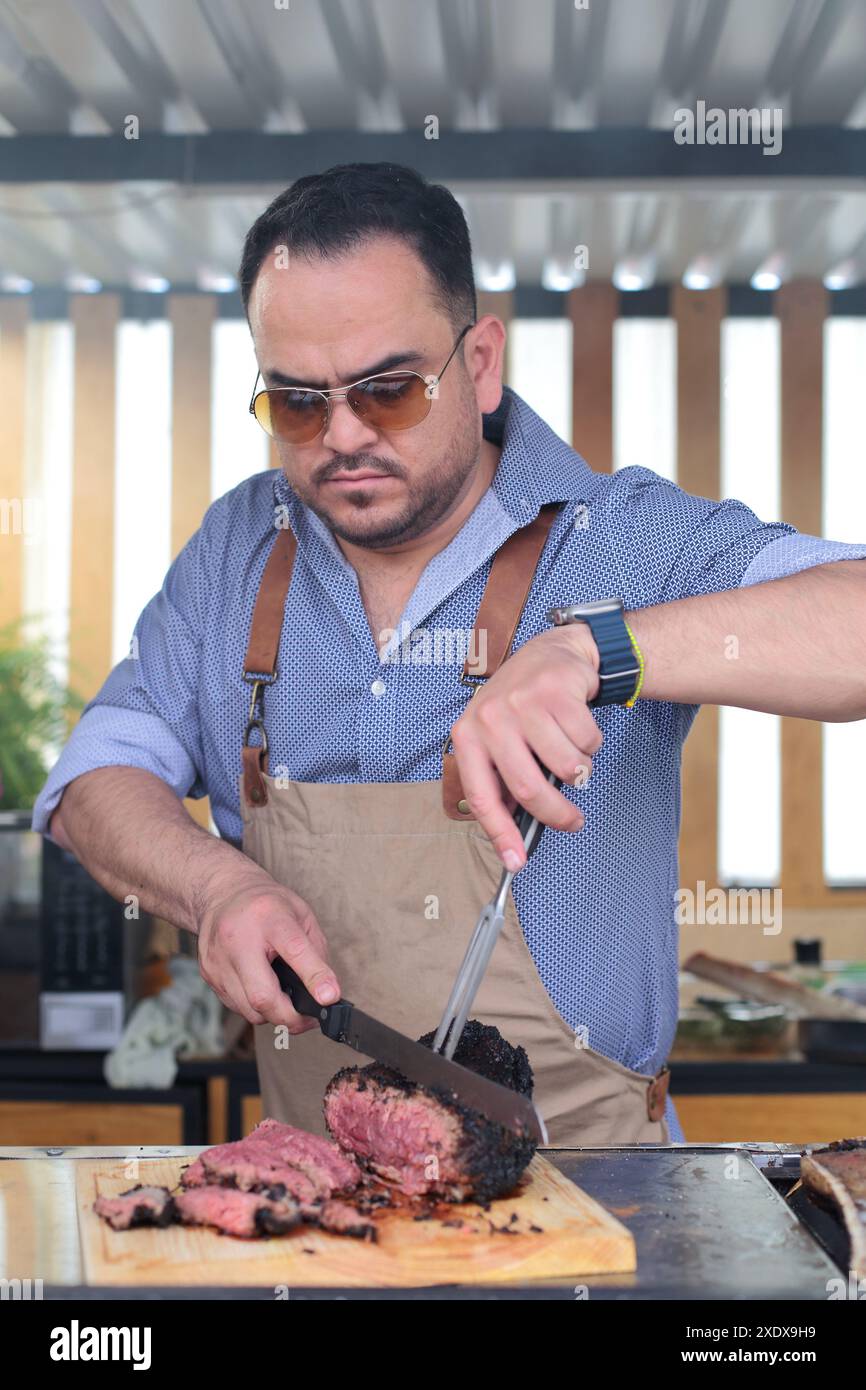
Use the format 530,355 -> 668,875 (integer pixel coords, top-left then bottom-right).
0,0 -> 864,1144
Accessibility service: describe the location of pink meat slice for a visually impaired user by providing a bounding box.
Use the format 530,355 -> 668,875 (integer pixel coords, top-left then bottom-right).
175,1185 -> 301,1239
94,1185 -> 177,1230
184,1119 -> 360,1197
325,1080 -> 467,1197
314,1198 -> 376,1241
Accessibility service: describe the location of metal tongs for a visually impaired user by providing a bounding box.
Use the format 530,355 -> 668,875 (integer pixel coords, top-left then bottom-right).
433,766 -> 562,1061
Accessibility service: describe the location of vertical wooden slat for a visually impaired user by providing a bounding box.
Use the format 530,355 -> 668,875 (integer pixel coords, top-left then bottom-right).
0,299 -> 29,631
168,294 -> 216,833
567,283 -> 617,472
673,286 -> 727,893
69,294 -> 120,701
476,289 -> 513,385
777,279 -> 827,906
168,294 -> 215,560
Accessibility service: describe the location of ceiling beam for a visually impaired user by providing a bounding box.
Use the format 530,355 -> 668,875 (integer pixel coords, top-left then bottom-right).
320,0 -> 401,129
436,0 -> 496,129
551,0 -> 611,127
767,0 -> 855,97
0,10 -> 82,129
0,127 -> 862,183
7,283 -> 866,321
68,0 -> 180,128
195,0 -> 287,128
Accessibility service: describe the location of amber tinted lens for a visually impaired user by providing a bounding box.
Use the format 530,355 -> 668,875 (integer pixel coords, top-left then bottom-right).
254,388 -> 327,443
346,372 -> 430,430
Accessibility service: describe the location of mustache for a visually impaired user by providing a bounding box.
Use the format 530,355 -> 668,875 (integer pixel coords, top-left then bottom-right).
314,455 -> 406,485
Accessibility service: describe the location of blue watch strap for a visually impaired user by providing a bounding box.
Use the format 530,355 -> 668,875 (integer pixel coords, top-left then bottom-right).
583,605 -> 640,707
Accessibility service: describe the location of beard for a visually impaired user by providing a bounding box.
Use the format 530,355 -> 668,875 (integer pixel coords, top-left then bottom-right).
288,417 -> 481,550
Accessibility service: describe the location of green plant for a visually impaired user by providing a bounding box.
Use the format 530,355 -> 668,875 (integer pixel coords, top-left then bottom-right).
0,620 -> 84,811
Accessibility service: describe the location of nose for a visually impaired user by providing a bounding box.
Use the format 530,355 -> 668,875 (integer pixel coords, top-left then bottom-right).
320,395 -> 379,454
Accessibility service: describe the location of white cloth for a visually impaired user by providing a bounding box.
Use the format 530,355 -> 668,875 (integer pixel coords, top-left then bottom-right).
103,956 -> 224,1088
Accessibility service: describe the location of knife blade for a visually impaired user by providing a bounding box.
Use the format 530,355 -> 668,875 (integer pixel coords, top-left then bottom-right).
272,958 -> 548,1144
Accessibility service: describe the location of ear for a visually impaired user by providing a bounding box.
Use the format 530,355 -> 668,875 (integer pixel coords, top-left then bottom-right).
464,315 -> 506,415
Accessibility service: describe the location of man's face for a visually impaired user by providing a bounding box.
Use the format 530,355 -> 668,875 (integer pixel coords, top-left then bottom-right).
248,236 -> 495,549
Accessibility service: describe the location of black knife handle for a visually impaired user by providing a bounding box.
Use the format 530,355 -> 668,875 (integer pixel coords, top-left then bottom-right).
271,957 -> 353,1042
514,765 -> 563,860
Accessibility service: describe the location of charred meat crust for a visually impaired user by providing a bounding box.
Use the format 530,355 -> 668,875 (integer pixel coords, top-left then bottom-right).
93,1185 -> 178,1231
324,1020 -> 538,1204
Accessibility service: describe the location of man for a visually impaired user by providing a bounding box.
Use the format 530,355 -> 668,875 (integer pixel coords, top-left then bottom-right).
33,163 -> 866,1146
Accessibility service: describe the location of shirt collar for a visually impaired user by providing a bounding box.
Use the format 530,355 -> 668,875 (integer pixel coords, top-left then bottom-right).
271,384 -> 605,552
483,385 -> 606,518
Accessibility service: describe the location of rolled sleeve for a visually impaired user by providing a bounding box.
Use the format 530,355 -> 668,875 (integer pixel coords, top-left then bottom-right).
739,533 -> 866,587
31,705 -> 200,841
606,468 -> 799,604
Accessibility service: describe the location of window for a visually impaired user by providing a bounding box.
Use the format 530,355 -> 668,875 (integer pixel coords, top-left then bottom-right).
22,322 -> 74,688
507,319 -> 572,443
823,318 -> 866,886
718,318 -> 781,885
211,321 -> 269,500
113,321 -> 171,665
613,319 -> 676,478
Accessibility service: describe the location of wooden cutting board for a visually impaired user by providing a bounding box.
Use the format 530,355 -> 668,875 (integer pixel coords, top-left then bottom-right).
76,1154 -> 635,1287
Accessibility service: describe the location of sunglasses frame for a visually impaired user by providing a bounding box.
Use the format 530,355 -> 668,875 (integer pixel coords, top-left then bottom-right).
248,322 -> 475,443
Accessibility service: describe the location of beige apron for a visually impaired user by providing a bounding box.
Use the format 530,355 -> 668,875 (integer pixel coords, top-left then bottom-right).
238,505 -> 670,1146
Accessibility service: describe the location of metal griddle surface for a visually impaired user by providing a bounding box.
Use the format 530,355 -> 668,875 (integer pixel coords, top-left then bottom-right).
549,1147 -> 840,1300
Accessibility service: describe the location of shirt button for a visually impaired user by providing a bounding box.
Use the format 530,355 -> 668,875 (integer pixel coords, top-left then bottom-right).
370,679 -> 386,697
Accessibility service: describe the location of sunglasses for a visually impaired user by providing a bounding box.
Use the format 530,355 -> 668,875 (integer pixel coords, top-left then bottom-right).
248,323 -> 474,445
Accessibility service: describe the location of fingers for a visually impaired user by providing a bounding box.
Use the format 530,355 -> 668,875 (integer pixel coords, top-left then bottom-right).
452,724 -> 587,870
451,696 -> 602,869
198,888 -> 338,1033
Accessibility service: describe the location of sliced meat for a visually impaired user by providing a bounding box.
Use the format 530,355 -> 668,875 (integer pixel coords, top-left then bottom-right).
93,1185 -> 177,1231
801,1137 -> 866,1278
324,1019 -> 538,1203
180,1119 -> 360,1198
175,1184 -> 301,1239
179,1156 -> 207,1187
253,1118 -> 361,1191
314,1198 -> 376,1240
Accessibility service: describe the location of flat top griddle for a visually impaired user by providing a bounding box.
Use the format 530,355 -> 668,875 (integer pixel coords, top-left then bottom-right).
0,1142 -> 844,1299
551,1146 -> 839,1300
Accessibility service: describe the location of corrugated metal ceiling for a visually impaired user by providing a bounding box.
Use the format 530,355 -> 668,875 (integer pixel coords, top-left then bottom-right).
0,0 -> 864,291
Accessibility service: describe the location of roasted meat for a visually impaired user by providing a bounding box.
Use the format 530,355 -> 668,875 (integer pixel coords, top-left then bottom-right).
93,1185 -> 177,1231
95,1026 -> 537,1236
324,1019 -> 537,1203
180,1117 -> 360,1198
175,1184 -> 302,1238
801,1137 -> 866,1278
95,1119 -> 374,1241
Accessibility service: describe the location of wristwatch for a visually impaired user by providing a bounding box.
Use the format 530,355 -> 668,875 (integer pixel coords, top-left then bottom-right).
547,597 -> 642,708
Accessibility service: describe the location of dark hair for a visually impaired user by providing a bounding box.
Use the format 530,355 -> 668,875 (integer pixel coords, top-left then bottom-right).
238,162 -> 476,328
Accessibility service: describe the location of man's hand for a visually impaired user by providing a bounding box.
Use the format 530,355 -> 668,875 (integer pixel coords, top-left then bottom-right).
197,881 -> 340,1033
450,624 -> 603,870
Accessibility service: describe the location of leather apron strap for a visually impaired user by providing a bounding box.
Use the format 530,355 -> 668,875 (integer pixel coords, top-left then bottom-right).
441,503 -> 560,818
240,504 -> 562,815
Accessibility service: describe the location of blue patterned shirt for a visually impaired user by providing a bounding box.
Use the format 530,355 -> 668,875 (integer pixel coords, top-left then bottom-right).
33,386 -> 866,1140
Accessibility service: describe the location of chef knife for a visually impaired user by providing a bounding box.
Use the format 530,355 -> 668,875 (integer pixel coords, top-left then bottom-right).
271,958 -> 548,1144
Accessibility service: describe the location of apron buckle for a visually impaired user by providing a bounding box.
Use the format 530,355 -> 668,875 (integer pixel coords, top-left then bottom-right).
646,1065 -> 670,1123
243,676 -> 272,755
